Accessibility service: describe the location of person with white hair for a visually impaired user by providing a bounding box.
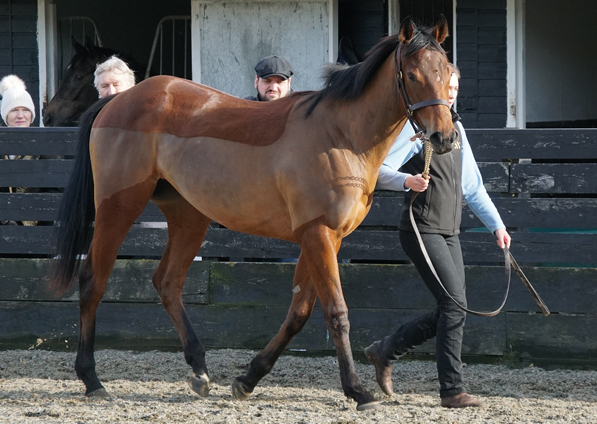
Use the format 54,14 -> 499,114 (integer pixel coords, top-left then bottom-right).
0,75 -> 35,127
94,55 -> 136,98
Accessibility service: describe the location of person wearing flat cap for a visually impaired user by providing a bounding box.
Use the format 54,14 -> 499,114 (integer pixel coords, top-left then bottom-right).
0,75 -> 35,127
245,55 -> 294,102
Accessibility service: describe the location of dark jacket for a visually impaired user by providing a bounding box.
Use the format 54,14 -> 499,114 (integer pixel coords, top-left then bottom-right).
398,132 -> 463,236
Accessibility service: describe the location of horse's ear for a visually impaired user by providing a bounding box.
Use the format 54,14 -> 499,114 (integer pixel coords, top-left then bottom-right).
433,14 -> 450,44
72,37 -> 87,55
84,36 -> 96,50
399,16 -> 416,44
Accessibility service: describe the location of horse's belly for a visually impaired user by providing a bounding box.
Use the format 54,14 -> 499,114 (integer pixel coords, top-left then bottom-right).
156,135 -> 297,241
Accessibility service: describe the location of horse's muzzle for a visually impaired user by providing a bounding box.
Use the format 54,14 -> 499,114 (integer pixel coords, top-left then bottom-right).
428,129 -> 458,155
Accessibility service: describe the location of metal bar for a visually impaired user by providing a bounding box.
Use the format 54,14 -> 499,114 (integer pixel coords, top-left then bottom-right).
172,20 -> 176,75
184,20 -> 188,79
145,16 -> 192,79
159,25 -> 163,76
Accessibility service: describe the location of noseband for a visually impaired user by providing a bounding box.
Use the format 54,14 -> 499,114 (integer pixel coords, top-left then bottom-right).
394,43 -> 451,139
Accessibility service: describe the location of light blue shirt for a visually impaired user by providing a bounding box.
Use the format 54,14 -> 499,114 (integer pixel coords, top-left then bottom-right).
377,121 -> 506,233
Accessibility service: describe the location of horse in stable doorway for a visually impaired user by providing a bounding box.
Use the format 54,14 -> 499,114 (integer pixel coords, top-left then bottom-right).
43,37 -> 142,127
50,17 -> 457,411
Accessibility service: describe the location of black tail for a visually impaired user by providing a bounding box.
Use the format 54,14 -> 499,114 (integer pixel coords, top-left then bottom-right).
49,96 -> 114,296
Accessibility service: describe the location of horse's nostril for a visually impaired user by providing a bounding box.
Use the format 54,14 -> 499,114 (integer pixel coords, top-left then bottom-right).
429,131 -> 455,155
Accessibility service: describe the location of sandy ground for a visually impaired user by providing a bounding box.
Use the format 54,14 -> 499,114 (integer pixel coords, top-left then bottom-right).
1,348 -> 596,423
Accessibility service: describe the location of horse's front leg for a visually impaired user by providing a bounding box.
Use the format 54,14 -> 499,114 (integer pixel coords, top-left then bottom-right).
296,219 -> 379,411
232,252 -> 317,399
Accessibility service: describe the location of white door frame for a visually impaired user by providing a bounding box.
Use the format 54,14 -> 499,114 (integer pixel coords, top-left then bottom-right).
328,0 -> 338,63
388,0 -> 399,34
506,0 -> 525,128
37,0 -> 58,126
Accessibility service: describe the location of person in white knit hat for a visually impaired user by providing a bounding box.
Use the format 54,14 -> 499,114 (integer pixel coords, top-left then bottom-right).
0,74 -> 38,226
0,74 -> 35,127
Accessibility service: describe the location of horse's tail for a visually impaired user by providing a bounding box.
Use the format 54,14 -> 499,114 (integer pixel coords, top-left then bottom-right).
49,96 -> 114,296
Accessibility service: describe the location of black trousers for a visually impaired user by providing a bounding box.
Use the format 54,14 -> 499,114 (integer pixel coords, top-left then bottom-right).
378,231 -> 467,398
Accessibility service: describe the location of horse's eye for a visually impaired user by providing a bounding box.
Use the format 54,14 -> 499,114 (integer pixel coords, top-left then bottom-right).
407,72 -> 416,82
75,75 -> 84,81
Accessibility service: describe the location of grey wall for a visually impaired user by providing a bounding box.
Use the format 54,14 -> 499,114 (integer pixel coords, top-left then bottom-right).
525,0 -> 597,125
196,1 -> 329,97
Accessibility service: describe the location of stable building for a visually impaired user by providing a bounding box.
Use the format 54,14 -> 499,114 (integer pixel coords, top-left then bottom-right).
1,0 -> 595,128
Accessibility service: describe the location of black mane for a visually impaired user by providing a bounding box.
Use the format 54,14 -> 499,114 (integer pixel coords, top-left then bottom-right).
303,26 -> 446,117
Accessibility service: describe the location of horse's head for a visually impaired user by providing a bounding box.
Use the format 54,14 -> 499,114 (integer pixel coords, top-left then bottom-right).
43,37 -> 111,127
398,16 -> 457,155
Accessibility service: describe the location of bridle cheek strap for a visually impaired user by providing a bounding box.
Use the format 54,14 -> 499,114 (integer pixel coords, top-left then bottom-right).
394,43 -> 450,138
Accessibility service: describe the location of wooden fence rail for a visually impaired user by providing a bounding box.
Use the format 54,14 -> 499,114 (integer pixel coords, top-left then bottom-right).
1,127 -> 596,367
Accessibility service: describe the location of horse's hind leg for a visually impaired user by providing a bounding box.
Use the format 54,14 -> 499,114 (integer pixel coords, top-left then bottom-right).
232,252 -> 317,399
152,194 -> 212,396
76,181 -> 156,397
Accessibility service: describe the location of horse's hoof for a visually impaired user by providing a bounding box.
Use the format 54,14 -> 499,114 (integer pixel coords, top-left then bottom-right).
187,373 -> 210,397
357,400 -> 381,411
86,388 -> 111,399
231,378 -> 252,400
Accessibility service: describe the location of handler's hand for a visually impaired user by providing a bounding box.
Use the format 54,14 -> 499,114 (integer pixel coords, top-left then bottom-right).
404,174 -> 429,192
495,228 -> 511,249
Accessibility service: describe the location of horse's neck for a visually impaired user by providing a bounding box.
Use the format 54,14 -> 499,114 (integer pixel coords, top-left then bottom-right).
336,55 -> 407,174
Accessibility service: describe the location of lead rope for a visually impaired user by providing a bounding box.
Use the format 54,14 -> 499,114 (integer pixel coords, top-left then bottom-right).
421,137 -> 433,180
409,139 -> 511,317
409,140 -> 549,317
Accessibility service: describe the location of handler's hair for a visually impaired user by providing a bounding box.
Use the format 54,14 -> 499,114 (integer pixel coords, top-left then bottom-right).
450,63 -> 461,79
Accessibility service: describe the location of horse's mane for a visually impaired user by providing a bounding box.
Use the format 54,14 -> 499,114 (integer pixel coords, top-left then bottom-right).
66,43 -> 144,81
67,45 -> 115,69
303,25 -> 446,117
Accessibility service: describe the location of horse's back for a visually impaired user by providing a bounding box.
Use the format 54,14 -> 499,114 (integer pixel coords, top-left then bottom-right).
93,76 -> 304,147
93,76 -> 213,132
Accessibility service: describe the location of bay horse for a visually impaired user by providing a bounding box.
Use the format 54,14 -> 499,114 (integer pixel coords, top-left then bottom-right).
50,17 -> 456,411
43,37 -> 141,127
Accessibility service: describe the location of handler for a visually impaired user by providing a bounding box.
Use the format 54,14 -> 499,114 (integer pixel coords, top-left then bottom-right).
245,55 -> 293,101
365,65 -> 511,408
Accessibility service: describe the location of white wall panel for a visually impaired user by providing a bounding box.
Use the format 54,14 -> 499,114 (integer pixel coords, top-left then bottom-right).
192,0 -> 330,97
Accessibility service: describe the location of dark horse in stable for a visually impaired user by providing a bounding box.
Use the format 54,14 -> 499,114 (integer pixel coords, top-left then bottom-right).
50,17 -> 456,411
43,38 -> 141,127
